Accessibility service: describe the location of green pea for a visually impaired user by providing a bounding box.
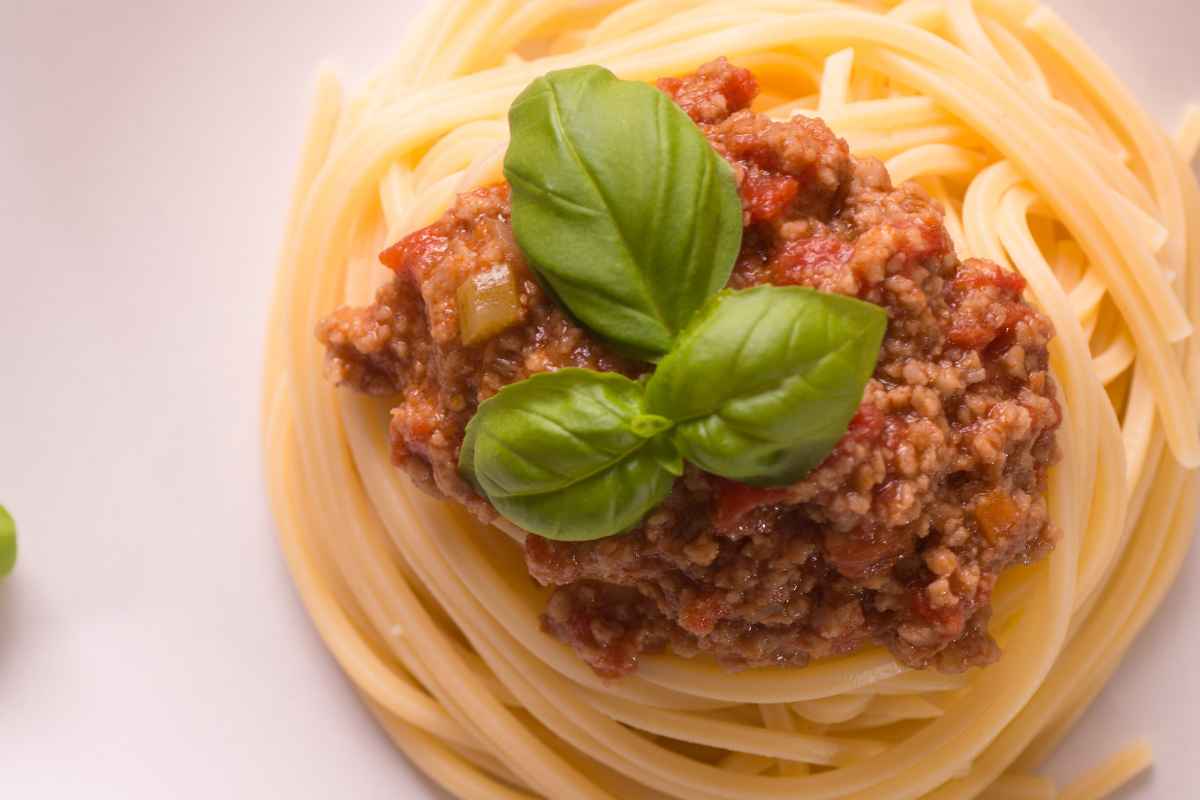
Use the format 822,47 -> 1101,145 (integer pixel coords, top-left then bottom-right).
0,506 -> 16,578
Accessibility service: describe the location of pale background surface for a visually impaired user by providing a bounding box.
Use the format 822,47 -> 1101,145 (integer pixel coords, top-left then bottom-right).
0,1 -> 1195,797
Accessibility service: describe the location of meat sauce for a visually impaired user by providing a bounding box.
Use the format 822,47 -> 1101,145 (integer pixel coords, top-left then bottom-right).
317,59 -> 1061,678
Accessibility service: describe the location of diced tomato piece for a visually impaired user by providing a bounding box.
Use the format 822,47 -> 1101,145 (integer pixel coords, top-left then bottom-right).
951,259 -> 1027,294
771,234 -> 854,287
712,478 -> 791,529
379,224 -> 445,275
743,168 -> 800,223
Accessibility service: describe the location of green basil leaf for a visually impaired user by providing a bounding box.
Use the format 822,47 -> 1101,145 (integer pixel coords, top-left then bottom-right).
460,369 -> 678,540
0,505 -> 16,578
645,286 -> 887,486
504,65 -> 743,358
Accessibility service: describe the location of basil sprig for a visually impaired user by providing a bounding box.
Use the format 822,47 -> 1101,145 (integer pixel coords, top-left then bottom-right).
460,288 -> 884,539
645,287 -> 887,485
458,66 -> 888,542
462,370 -> 681,541
505,66 -> 743,358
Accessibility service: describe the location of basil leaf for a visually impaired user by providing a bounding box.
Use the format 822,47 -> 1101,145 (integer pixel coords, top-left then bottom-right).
0,505 -> 16,578
504,65 -> 743,358
645,287 -> 887,486
459,369 -> 679,540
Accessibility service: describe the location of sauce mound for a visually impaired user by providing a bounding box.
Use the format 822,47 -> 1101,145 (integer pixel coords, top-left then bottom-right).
317,59 -> 1061,678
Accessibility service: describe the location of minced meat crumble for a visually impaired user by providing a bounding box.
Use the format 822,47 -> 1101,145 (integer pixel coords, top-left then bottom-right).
316,58 -> 1061,679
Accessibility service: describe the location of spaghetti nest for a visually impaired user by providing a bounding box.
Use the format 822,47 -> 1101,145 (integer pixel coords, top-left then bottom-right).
262,1 -> 1200,798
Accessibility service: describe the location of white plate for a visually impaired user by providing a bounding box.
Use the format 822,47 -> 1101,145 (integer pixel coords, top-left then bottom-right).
0,2 -> 1195,797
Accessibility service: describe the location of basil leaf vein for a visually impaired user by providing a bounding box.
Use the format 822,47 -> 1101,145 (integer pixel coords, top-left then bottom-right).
459,369 -> 678,540
645,287 -> 887,486
505,65 -> 743,358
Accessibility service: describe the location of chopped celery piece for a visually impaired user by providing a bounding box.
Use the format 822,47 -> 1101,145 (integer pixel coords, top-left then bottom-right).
457,265 -> 522,346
